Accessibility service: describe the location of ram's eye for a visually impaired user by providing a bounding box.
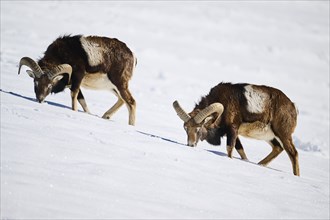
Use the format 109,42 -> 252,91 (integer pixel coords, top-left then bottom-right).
184,126 -> 188,131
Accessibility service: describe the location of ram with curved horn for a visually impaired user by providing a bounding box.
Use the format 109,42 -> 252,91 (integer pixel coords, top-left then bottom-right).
18,35 -> 137,125
173,82 -> 300,176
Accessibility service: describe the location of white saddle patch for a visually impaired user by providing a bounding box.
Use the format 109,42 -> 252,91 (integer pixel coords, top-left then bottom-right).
81,72 -> 119,94
80,37 -> 105,66
238,122 -> 275,141
244,85 -> 268,114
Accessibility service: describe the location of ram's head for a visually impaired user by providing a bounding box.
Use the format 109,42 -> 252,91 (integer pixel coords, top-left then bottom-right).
18,57 -> 72,103
173,101 -> 224,147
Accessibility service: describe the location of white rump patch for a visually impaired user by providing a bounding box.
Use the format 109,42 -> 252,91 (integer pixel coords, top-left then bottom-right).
80,37 -> 105,66
133,52 -> 137,68
81,72 -> 119,94
244,85 -> 268,114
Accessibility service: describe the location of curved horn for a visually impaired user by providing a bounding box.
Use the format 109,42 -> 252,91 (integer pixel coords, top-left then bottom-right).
18,57 -> 44,78
48,64 -> 72,80
173,100 -> 191,122
193,103 -> 224,124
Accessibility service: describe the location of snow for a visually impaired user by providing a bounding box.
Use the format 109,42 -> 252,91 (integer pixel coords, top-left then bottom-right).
1,1 -> 329,219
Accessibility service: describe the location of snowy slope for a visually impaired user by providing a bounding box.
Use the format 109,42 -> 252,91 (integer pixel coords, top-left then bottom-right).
1,1 -> 329,219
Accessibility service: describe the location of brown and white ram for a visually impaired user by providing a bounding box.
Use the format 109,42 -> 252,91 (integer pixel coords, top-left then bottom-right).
18,35 -> 137,125
173,82 -> 300,176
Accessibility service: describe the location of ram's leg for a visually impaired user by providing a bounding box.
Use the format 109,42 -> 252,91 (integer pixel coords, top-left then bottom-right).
288,138 -> 300,176
78,89 -> 90,113
258,138 -> 283,166
119,86 -> 136,126
226,125 -> 239,158
71,90 -> 79,111
70,70 -> 84,111
113,82 -> 136,125
102,90 -> 125,120
235,137 -> 248,160
278,136 -> 300,176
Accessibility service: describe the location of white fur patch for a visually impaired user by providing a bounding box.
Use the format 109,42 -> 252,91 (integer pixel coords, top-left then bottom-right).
81,72 -> 119,94
238,122 -> 275,141
244,85 -> 268,114
238,121 -> 284,148
80,37 -> 105,66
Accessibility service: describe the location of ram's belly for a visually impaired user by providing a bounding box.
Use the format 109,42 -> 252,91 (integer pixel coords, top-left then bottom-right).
238,122 -> 275,141
81,72 -> 117,91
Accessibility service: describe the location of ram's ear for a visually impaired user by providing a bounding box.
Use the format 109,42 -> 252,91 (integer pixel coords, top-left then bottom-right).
204,116 -> 214,124
48,64 -> 72,82
203,115 -> 215,128
26,70 -> 35,78
52,75 -> 64,84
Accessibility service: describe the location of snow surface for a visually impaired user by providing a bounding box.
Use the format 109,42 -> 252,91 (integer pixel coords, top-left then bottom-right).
1,1 -> 329,219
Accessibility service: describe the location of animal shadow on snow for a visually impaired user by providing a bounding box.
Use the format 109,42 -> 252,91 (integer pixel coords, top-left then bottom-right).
207,150 -> 283,173
0,89 -> 80,111
136,132 -> 282,173
136,131 -> 186,146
